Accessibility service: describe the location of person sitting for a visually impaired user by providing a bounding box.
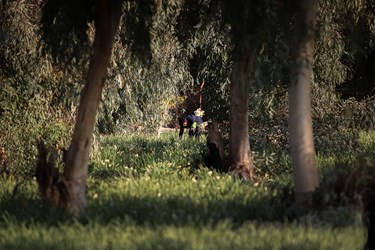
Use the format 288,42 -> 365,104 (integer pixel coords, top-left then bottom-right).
178,114 -> 203,139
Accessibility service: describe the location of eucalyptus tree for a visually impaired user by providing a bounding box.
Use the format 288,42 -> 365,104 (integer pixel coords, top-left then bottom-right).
221,0 -> 281,180
38,0 -> 199,216
38,0 -> 122,216
177,0 -> 291,180
175,0 -> 277,180
288,0 -> 319,212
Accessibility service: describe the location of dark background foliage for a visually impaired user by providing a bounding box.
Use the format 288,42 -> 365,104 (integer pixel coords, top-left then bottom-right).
0,0 -> 374,175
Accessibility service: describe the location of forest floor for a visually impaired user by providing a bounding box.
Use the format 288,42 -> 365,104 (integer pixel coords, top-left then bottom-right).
1,130 -> 374,249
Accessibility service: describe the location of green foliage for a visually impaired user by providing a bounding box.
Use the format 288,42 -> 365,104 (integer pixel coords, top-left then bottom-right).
188,11 -> 232,122
247,0 -> 374,141
221,0 -> 279,57
98,0 -> 234,131
314,1 -> 347,88
315,0 -> 375,99
3,0 -> 373,141
40,0 -> 94,64
97,1 -> 194,133
0,1 -> 77,175
0,102 -> 72,176
120,0 -> 155,63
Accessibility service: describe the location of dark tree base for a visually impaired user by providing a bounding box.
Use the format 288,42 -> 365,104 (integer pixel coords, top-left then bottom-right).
36,141 -> 68,209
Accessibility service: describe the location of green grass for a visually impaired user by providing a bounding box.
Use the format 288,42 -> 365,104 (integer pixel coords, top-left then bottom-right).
0,219 -> 365,249
0,132 -> 373,249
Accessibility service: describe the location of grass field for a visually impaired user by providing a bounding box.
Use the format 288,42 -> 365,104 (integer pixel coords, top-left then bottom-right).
1,131 -> 373,249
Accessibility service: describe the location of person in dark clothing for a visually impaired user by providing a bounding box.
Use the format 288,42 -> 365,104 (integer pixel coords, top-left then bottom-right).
178,114 -> 203,139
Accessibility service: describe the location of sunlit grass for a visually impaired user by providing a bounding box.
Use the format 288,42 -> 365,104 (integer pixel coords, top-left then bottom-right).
0,131 -> 372,249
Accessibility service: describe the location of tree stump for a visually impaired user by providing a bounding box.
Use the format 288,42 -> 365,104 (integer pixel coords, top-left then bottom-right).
206,121 -> 225,172
36,141 -> 68,209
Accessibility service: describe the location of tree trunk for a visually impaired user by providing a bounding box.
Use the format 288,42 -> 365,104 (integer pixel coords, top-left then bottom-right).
229,52 -> 254,181
289,0 -> 319,214
206,121 -> 225,172
37,0 -> 121,217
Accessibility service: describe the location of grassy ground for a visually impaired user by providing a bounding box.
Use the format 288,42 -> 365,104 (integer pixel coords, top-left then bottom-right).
1,131 -> 373,249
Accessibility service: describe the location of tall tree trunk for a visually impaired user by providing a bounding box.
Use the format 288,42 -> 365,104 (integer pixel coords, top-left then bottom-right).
37,0 -> 121,217
289,0 -> 319,213
229,52 -> 254,181
63,0 -> 121,216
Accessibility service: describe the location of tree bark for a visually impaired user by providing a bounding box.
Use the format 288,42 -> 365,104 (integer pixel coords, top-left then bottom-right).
64,0 -> 121,216
206,121 -> 225,172
229,52 -> 254,181
37,0 -> 121,217
289,0 -> 319,214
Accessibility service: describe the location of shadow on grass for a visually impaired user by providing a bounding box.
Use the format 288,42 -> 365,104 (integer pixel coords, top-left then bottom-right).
2,164 -> 372,231
87,191 -> 294,227
0,186 -> 294,228
0,194 -> 71,226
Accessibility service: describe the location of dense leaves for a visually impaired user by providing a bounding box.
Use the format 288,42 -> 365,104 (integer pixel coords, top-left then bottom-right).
40,0 -> 94,64
0,1 -> 75,175
0,0 -> 374,174
120,0 -> 155,64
